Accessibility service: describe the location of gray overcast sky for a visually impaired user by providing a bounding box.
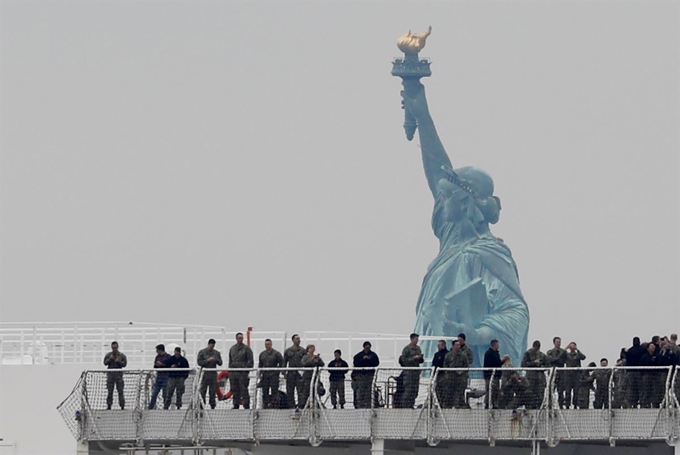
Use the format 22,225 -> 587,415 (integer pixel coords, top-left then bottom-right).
1,1 -> 678,361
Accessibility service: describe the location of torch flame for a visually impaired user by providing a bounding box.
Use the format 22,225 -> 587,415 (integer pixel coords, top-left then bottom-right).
397,26 -> 432,54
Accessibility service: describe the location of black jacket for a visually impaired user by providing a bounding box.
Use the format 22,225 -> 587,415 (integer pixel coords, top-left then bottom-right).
626,344 -> 646,367
353,350 -> 380,376
328,359 -> 349,380
657,348 -> 678,367
640,351 -> 658,368
432,348 -> 448,368
169,355 -> 190,378
483,348 -> 503,379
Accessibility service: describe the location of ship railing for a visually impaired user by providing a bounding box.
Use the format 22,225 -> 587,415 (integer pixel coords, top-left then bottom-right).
0,323 -> 454,368
0,322 -> 286,366
57,365 -> 679,447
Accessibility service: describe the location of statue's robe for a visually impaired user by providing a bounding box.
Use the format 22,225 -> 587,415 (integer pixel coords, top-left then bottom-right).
414,190 -> 530,367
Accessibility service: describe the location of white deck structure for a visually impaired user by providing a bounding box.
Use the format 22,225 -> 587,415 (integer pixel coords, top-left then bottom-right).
1,323 -> 679,455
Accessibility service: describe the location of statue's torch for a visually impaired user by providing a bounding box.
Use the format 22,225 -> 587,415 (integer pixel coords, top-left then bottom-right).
391,26 -> 432,141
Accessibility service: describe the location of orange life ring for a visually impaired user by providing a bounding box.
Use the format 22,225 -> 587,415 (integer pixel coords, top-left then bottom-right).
216,370 -> 232,401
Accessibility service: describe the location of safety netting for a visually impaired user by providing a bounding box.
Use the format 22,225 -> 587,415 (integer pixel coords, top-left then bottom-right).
57,366 -> 678,446
56,371 -> 85,440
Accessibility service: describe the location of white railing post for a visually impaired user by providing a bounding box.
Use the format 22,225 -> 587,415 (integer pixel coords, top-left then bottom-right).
608,366 -> 616,445
74,324 -> 79,363
664,366 -> 673,408
309,367 -> 321,447
100,329 -> 105,367
60,329 -> 65,363
192,368 -> 204,444
193,327 -> 198,362
222,328 -> 227,359
671,366 -> 679,443
80,371 -> 87,441
20,329 -> 25,365
142,329 -> 147,366
672,366 -> 679,408
426,366 -> 437,446
348,334 -> 352,364
371,438 -> 384,455
370,367 -> 378,413
136,370 -> 146,444
488,367 -> 496,445
31,325 -> 37,365
253,367 -> 259,411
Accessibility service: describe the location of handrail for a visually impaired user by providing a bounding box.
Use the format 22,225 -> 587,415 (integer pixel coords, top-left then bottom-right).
0,324 -> 288,366
56,365 -> 679,447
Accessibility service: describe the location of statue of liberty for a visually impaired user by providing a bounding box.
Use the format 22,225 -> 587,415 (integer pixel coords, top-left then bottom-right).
393,28 -> 529,367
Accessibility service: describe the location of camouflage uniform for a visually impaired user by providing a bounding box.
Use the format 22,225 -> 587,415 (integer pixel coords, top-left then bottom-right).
460,343 -> 474,368
258,348 -> 283,408
299,353 -> 324,408
669,342 -> 680,356
521,348 -> 548,409
284,345 -> 306,408
546,347 -> 567,407
103,350 -> 127,409
229,343 -> 254,409
197,347 -> 223,409
350,370 -> 359,408
400,344 -> 424,408
588,369 -> 612,409
500,370 -> 530,409
443,350 -> 469,409
612,366 -> 629,408
577,368 -> 593,409
563,350 -> 586,408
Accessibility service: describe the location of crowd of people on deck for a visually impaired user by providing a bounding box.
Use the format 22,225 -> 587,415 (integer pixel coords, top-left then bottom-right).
101,332 -> 680,411
475,334 -> 680,411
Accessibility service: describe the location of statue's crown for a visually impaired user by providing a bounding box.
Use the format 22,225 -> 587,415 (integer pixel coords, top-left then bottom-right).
440,165 -> 476,195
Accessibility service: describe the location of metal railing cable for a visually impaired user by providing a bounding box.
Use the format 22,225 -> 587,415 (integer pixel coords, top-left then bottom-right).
57,366 -> 680,447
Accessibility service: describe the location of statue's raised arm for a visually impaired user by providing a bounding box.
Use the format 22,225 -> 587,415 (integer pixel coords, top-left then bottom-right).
391,26 -> 452,198
401,80 -> 452,198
